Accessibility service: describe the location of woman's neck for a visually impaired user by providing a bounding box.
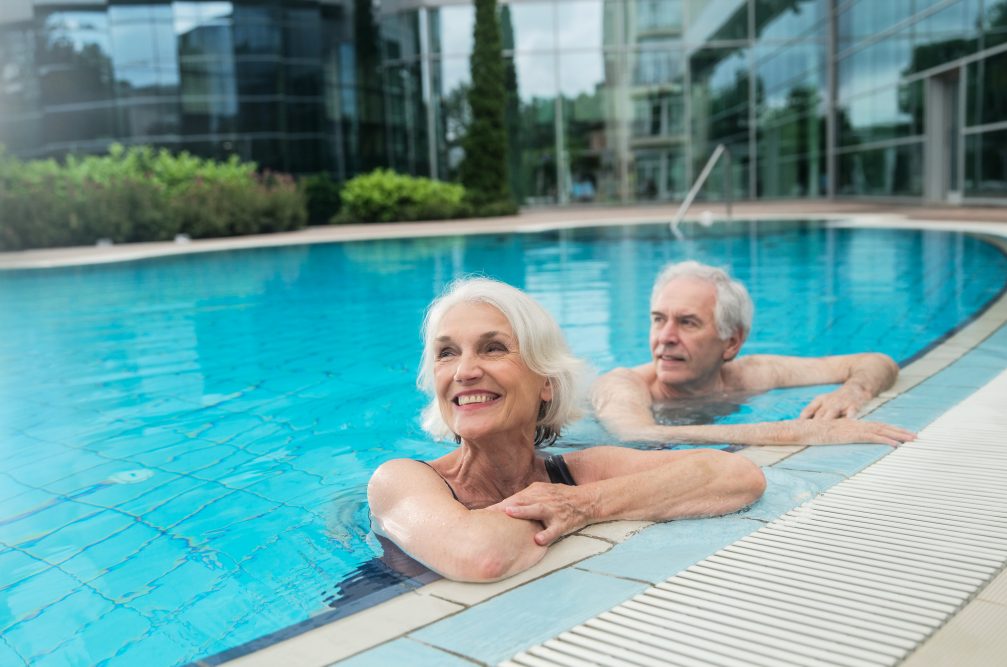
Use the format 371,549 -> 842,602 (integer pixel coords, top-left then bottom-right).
440,435 -> 544,508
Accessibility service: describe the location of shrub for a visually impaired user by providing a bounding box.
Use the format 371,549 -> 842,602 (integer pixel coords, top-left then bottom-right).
0,144 -> 307,251
337,169 -> 469,223
300,173 -> 342,225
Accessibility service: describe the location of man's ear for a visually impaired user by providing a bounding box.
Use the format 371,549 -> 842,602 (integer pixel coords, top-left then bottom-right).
722,329 -> 747,362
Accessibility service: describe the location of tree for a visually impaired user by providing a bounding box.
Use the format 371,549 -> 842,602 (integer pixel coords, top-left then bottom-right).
459,0 -> 514,208
354,0 -> 386,173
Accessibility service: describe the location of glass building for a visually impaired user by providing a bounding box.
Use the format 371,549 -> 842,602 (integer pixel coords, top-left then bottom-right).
1,0 -> 1006,205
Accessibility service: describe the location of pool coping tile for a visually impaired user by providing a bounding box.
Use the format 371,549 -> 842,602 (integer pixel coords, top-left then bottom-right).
223,591 -> 463,667
335,637 -> 474,667
417,534 -> 613,607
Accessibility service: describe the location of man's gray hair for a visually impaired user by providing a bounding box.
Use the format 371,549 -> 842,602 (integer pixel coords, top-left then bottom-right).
651,261 -> 753,340
417,277 -> 590,442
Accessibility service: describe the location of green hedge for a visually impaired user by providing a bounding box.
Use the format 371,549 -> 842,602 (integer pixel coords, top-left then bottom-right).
336,169 -> 469,223
0,144 -> 306,251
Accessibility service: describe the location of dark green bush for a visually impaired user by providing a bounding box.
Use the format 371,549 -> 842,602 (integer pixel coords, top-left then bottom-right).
0,144 -> 307,251
337,169 -> 469,223
300,173 -> 342,225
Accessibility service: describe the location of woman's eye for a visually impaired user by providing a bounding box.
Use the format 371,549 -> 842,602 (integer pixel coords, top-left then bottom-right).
436,348 -> 456,359
486,342 -> 508,353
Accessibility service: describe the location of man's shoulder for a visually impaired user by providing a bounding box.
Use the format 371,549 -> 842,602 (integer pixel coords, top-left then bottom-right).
599,363 -> 652,381
593,364 -> 656,406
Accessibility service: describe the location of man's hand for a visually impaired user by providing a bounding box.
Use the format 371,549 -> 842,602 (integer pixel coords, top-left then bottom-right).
786,418 -> 915,446
799,383 -> 872,420
487,483 -> 595,547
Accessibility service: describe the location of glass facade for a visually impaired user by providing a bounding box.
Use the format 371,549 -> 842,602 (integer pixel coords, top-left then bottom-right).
2,0 -> 1007,204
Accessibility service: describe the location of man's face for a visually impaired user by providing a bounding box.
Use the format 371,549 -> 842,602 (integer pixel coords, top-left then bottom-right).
649,277 -> 741,393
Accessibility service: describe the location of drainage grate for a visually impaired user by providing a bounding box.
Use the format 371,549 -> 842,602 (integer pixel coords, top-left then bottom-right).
502,371 -> 1007,667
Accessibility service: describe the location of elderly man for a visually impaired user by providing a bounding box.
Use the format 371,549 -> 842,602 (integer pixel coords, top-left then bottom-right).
592,261 -> 915,447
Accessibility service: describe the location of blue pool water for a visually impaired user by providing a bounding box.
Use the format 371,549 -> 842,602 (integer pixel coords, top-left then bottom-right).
1,221 -> 1005,666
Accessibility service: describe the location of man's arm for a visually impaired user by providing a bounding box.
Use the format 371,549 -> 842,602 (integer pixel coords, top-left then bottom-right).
493,447 -> 765,546
592,366 -> 913,446
368,459 -> 547,582
733,353 -> 899,419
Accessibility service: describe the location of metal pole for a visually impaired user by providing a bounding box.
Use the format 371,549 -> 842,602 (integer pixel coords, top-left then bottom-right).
670,143 -> 726,238
725,145 -> 733,220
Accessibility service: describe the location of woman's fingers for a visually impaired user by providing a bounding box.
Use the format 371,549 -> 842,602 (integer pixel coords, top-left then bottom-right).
503,503 -> 541,520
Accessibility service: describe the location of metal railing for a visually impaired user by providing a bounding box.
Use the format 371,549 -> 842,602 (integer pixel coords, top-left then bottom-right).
669,143 -> 733,239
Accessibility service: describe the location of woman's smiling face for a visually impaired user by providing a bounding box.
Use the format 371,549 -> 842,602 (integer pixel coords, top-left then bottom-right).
433,302 -> 551,444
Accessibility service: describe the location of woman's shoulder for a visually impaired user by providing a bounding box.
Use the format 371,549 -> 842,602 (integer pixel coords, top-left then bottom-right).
369,457 -> 457,506
369,458 -> 437,492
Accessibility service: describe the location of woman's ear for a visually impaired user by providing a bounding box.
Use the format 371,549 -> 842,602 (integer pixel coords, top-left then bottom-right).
541,378 -> 554,402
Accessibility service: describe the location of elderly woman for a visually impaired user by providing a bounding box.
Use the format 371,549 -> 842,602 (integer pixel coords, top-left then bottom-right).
368,278 -> 766,583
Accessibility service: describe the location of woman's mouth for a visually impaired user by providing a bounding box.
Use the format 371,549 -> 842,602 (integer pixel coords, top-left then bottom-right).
453,392 -> 500,406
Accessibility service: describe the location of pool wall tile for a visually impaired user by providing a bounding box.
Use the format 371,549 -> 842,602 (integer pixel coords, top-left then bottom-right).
0,549 -> 49,591
774,443 -> 893,476
22,509 -> 137,566
741,467 -> 845,521
576,517 -> 762,583
411,568 -> 646,665
5,586 -> 115,661
865,406 -> 939,432
0,639 -> 25,667
336,638 -> 473,667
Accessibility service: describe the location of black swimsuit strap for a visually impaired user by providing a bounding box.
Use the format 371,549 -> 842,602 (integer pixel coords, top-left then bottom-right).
417,460 -> 459,500
544,454 -> 577,486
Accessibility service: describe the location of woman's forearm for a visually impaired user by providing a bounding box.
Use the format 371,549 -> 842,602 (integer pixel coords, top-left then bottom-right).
385,508 -> 548,583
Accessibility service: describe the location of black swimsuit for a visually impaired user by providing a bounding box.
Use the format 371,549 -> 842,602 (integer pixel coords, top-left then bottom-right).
419,454 -> 576,501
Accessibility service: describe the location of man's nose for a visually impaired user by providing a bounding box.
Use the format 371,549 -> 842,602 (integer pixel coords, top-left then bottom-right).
658,321 -> 679,342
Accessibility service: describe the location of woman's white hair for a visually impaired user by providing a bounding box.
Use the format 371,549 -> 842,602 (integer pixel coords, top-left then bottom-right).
417,277 -> 589,443
651,260 -> 753,340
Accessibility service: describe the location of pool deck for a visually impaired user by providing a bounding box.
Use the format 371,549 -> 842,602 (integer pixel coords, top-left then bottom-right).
4,199 -> 1007,271
5,201 -> 1007,666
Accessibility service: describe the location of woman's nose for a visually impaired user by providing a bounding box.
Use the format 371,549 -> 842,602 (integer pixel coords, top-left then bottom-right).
453,351 -> 483,382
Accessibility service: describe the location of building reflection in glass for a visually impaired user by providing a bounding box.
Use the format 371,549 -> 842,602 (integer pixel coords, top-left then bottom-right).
1,0 -> 1005,205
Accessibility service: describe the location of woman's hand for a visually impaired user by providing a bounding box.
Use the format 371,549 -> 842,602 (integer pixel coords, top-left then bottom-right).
487,483 -> 596,547
784,418 -> 915,446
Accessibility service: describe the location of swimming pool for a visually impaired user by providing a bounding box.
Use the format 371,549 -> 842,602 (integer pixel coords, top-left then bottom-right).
1,221 -> 1005,666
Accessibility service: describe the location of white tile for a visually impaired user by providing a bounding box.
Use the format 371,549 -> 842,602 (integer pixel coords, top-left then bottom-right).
900,599 -> 1007,667
978,570 -> 1007,606
739,447 -> 796,466
223,592 -> 463,667
577,520 -> 655,543
418,534 -> 613,606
